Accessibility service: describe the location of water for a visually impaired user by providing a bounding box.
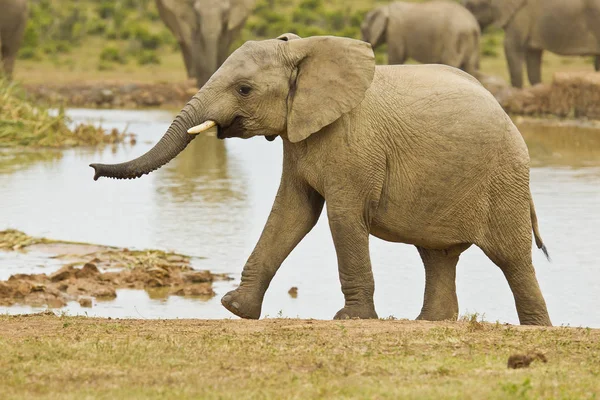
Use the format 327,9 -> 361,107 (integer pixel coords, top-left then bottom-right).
1,109 -> 599,326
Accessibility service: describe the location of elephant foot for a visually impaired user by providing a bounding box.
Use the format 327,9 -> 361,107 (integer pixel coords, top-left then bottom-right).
221,289 -> 263,319
333,305 -> 378,320
416,310 -> 458,322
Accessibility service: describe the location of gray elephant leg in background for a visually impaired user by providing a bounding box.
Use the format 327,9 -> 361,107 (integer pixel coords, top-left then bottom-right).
179,41 -> 195,79
595,55 -> 600,72
526,48 -> 543,86
221,176 -> 324,319
387,44 -> 407,65
416,244 -> 471,321
504,33 -> 526,88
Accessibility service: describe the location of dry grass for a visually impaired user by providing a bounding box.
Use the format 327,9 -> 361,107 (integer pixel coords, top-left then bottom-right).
0,314 -> 598,399
0,79 -> 132,147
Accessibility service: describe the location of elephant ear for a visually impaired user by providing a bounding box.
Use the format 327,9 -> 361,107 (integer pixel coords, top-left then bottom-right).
364,6 -> 388,46
228,0 -> 254,31
285,36 -> 375,143
491,0 -> 526,28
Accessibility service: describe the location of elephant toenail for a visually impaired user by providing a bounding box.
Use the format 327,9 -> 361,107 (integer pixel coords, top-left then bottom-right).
231,301 -> 240,310
222,295 -> 231,303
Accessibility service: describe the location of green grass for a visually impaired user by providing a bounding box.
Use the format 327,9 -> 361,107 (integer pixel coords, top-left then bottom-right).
0,314 -> 599,399
0,79 -> 130,147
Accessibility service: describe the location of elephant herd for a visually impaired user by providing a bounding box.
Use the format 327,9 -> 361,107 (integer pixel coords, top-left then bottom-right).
2,0 -> 600,88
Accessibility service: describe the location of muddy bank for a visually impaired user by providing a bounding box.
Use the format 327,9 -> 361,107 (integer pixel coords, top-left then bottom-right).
24,80 -> 198,109
23,71 -> 600,120
480,71 -> 600,119
0,230 -> 230,308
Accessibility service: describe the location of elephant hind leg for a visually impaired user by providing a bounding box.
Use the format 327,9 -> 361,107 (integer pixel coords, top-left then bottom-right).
416,243 -> 471,321
526,49 -> 543,86
478,208 -> 551,326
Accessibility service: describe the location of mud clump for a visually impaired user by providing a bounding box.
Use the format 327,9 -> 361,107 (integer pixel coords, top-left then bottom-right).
507,352 -> 548,369
288,286 -> 298,298
0,230 -> 231,308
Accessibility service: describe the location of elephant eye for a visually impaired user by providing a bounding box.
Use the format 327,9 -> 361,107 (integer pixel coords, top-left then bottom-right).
238,85 -> 252,96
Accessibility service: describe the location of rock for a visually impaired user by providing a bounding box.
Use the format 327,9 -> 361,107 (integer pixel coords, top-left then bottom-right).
166,255 -> 186,263
182,271 -> 212,283
177,286 -> 215,297
31,284 -> 46,292
288,286 -> 298,298
78,297 -> 93,307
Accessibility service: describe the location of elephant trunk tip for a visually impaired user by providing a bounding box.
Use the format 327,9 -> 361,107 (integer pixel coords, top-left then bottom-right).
90,163 -> 103,181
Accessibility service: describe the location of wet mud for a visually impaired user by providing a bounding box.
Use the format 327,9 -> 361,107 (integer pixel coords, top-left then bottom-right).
24,80 -> 198,109
0,230 -> 231,308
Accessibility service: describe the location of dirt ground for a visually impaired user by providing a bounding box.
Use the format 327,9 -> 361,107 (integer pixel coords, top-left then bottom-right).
0,314 -> 598,399
0,230 -> 230,308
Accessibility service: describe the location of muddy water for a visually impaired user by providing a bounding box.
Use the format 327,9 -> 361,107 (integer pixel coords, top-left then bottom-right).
1,110 -> 599,326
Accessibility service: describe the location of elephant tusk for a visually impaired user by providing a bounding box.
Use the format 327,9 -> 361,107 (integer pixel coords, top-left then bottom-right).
187,120 -> 216,135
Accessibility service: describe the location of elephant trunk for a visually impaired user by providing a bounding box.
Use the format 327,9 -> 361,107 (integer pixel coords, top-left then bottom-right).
90,98 -> 204,180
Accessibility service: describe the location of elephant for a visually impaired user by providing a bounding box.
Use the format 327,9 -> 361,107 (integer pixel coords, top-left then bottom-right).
155,0 -> 255,88
0,0 -> 28,79
90,34 -> 552,326
361,0 -> 480,75
462,0 -> 600,88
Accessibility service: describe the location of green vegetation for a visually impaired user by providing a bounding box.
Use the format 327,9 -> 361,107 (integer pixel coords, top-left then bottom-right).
0,79 -> 130,147
0,314 -> 599,398
13,0 -> 594,86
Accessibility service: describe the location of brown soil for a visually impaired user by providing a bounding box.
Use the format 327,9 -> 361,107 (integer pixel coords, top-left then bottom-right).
507,352 -> 548,369
23,80 -> 198,109
0,230 -> 231,308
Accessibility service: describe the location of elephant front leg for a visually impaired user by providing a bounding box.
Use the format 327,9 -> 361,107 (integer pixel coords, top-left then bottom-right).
328,211 -> 378,320
221,179 -> 324,319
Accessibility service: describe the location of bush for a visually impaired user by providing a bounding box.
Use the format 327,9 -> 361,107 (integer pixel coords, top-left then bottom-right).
137,50 -> 161,66
18,47 -> 41,61
99,46 -> 128,64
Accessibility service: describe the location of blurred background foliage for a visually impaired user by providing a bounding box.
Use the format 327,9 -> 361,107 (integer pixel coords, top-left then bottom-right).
18,0 -> 505,71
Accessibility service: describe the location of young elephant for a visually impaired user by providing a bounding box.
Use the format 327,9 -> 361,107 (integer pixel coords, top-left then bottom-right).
91,34 -> 551,326
463,0 -> 600,88
0,0 -> 28,79
361,0 -> 480,75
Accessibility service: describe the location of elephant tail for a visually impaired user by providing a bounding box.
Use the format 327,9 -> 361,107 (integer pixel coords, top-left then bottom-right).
530,195 -> 550,261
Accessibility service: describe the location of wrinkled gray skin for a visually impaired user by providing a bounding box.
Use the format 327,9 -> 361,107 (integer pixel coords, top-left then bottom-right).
90,34 -> 552,326
0,0 -> 28,79
362,0 -> 480,75
155,0 -> 254,87
463,0 -> 600,88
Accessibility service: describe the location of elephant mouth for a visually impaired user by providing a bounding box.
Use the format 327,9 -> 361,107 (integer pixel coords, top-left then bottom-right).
217,116 -> 245,140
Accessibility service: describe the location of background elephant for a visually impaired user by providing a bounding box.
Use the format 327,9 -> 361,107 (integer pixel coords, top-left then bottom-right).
361,0 -> 480,75
463,0 -> 600,88
155,0 -> 255,87
0,0 -> 28,79
91,34 -> 551,326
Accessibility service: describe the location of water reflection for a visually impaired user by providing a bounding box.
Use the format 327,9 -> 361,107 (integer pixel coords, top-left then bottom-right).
157,135 -> 245,203
519,122 -> 600,168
